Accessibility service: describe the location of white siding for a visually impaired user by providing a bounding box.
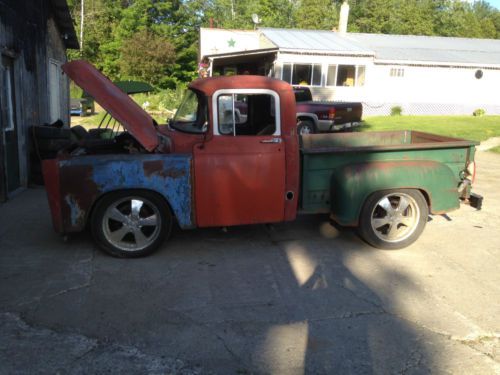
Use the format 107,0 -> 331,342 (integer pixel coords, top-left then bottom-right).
274,52 -> 500,115
363,64 -> 500,115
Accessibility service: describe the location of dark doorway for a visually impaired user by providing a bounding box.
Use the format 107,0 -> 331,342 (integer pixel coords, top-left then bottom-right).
1,56 -> 21,197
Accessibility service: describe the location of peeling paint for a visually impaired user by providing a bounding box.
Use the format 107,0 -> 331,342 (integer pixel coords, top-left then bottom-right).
64,195 -> 85,228
54,154 -> 194,233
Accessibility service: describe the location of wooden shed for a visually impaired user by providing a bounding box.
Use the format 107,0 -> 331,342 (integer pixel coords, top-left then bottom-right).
0,0 -> 78,201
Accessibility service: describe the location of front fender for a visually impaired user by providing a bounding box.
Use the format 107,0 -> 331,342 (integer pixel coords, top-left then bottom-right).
330,160 -> 460,226
45,154 -> 194,233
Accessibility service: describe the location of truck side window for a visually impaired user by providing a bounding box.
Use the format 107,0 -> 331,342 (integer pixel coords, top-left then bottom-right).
217,93 -> 277,136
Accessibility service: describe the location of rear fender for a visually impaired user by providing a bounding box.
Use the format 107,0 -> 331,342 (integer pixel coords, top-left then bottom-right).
330,160 -> 459,226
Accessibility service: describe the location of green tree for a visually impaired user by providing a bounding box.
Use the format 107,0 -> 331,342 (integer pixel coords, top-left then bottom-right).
120,29 -> 176,85
434,1 -> 484,38
295,0 -> 338,30
351,0 -> 435,35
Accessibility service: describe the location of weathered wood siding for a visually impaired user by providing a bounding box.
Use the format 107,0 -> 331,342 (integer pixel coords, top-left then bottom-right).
0,0 -> 71,201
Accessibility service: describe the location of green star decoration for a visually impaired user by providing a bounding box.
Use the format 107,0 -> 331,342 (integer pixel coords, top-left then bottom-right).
228,38 -> 236,47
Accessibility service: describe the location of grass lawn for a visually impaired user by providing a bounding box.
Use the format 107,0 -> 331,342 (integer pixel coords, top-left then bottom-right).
489,146 -> 500,154
358,115 -> 500,142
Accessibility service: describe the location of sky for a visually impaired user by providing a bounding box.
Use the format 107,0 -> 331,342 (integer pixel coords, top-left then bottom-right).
482,0 -> 500,8
466,0 -> 500,8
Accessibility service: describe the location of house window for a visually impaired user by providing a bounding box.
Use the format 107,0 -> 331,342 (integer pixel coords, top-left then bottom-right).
326,64 -> 365,87
282,63 -> 322,86
337,65 -> 355,86
215,91 -> 279,136
326,65 -> 337,87
357,66 -> 366,86
390,68 -> 405,77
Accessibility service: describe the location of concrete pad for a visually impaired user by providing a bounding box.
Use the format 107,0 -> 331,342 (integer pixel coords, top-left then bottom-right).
0,151 -> 499,374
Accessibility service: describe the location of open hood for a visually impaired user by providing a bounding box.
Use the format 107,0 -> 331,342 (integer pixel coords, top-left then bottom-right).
63,60 -> 159,152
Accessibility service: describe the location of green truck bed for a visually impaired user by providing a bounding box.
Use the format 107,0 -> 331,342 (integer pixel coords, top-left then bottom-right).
300,130 -> 478,222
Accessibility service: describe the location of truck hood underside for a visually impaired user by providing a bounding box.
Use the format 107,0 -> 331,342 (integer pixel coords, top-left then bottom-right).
62,60 -> 159,152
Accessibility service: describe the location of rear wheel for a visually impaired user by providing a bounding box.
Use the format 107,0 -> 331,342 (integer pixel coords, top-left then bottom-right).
297,120 -> 316,135
91,190 -> 172,257
358,189 -> 428,250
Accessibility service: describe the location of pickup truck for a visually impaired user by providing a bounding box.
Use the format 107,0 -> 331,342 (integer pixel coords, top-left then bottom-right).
293,86 -> 363,134
42,61 -> 481,258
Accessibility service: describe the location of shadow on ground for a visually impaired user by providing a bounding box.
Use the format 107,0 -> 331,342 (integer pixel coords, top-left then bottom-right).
0,188 -> 446,374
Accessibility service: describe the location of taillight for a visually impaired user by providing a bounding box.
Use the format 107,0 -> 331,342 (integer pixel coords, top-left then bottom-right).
466,161 -> 476,184
328,108 -> 336,120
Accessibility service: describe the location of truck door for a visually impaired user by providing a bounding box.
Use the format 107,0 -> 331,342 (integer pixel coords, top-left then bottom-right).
193,89 -> 286,227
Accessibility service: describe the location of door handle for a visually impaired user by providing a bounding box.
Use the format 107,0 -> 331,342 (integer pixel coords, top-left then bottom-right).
260,138 -> 282,144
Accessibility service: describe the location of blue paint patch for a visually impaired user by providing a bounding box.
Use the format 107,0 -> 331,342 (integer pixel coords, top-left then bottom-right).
60,154 -> 194,229
65,195 -> 85,227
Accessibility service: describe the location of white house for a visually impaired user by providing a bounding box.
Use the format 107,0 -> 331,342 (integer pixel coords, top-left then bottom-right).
199,27 -> 500,116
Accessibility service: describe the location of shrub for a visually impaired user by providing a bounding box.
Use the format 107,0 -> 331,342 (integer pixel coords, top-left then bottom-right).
390,106 -> 403,116
473,108 -> 486,117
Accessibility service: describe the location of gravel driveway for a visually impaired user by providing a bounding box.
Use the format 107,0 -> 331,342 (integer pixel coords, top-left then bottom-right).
0,151 -> 498,374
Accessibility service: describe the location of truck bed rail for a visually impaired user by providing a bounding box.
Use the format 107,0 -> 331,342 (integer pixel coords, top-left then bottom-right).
300,131 -> 478,154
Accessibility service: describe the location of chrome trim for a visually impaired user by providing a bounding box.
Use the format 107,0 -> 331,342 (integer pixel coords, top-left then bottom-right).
212,89 -> 281,136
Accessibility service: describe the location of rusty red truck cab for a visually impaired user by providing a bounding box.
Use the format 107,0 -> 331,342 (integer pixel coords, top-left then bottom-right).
43,61 -> 301,257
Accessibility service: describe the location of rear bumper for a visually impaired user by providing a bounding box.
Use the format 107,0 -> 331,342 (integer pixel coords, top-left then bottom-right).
316,120 -> 334,131
317,120 -> 361,132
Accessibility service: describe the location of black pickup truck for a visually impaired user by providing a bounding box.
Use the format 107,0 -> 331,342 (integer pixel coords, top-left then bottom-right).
294,86 -> 363,134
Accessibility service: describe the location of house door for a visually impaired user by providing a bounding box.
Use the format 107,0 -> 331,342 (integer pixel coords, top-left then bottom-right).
1,56 -> 21,194
194,90 -> 286,227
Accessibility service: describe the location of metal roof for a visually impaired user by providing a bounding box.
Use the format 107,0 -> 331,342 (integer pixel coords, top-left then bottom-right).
260,28 -> 373,55
260,28 -> 500,66
347,33 -> 500,65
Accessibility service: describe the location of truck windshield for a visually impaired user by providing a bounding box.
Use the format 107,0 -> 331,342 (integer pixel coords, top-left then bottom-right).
170,89 -> 206,134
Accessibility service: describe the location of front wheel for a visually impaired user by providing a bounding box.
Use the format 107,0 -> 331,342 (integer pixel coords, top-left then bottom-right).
91,190 -> 172,257
297,120 -> 316,135
358,189 -> 428,250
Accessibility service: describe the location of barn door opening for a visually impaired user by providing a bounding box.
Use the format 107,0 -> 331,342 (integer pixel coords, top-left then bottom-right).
0,56 -> 21,197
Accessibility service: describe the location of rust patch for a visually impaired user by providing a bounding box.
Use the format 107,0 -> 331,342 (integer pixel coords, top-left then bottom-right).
143,160 -> 185,179
59,164 -> 100,231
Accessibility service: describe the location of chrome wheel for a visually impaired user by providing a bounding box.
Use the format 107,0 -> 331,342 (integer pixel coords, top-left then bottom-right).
102,196 -> 161,252
297,120 -> 315,135
299,125 -> 312,135
370,192 -> 420,243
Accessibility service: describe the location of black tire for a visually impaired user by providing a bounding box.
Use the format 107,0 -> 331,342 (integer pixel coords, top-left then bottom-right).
91,190 -> 173,258
71,125 -> 89,140
297,119 -> 316,135
358,189 -> 428,250
35,138 -> 72,152
30,125 -> 71,139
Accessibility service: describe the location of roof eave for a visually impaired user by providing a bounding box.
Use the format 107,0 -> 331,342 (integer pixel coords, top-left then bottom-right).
279,48 -> 374,57
204,48 -> 279,60
50,0 -> 79,49
374,58 -> 500,69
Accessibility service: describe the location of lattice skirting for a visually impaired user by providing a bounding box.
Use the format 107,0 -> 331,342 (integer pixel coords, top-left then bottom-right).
362,103 -> 500,116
